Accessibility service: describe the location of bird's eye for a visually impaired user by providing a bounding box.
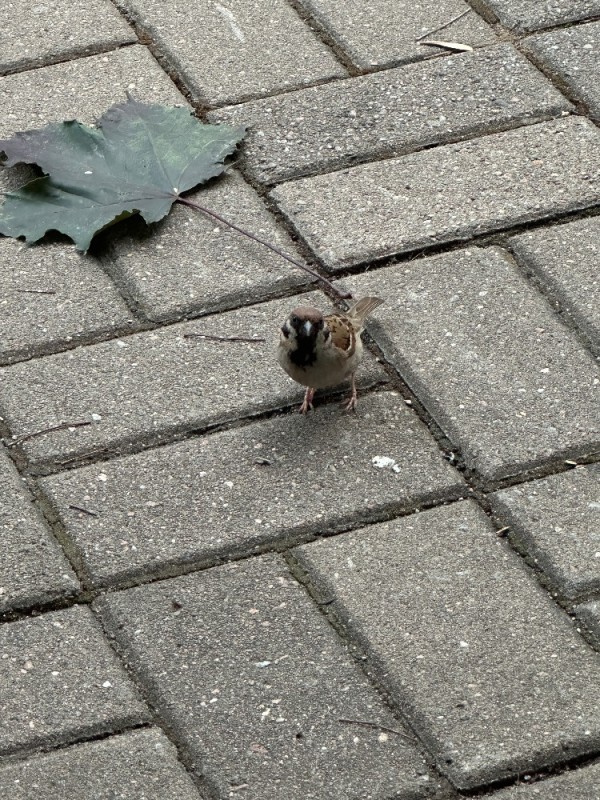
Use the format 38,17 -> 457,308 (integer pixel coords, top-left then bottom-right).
322,329 -> 330,341
280,324 -> 290,338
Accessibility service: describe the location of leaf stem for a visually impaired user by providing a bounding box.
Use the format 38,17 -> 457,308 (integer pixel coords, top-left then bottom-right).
176,196 -> 351,300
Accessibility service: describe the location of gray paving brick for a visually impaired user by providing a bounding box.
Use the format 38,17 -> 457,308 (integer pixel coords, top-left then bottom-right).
0,450 -> 78,613
0,45 -> 186,195
0,240 -> 133,365
108,173 -> 309,321
0,292 -> 386,468
119,0 -> 345,106
271,117 -> 600,270
491,466 -> 600,600
576,600 -> 600,649
293,500 -> 600,790
0,728 -> 202,800
39,392 -> 463,586
0,605 -> 148,755
296,0 -> 495,69
510,217 -> 600,355
482,0 -> 600,32
525,21 -> 600,120
490,762 -> 600,798
211,44 -> 571,185
98,555 -> 441,799
0,0 -> 135,74
346,246 -> 600,485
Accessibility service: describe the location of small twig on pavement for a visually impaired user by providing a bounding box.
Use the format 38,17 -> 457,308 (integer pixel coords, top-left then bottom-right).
68,504 -> 99,517
416,8 -> 471,40
183,333 -> 266,343
177,196 -> 352,301
14,289 -> 57,295
337,718 -> 413,741
6,420 -> 92,448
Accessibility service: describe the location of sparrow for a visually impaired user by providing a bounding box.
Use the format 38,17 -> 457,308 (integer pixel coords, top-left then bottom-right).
278,296 -> 384,413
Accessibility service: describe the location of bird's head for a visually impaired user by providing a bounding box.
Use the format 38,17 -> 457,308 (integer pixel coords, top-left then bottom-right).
279,306 -> 331,366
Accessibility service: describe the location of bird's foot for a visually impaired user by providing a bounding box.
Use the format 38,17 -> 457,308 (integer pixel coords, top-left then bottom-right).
299,387 -> 315,414
342,375 -> 358,413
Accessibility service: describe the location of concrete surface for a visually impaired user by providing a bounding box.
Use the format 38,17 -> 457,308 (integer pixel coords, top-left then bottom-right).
296,0 -> 496,68
491,465 -> 600,600
293,500 -> 600,789
344,247 -> 600,484
0,606 -> 149,755
212,44 -> 571,185
0,0 -> 135,74
99,554 -> 441,799
510,217 -> 600,355
481,0 -> 600,32
39,392 -> 464,586
0,449 -> 78,613
108,173 -> 310,321
525,21 -> 600,119
0,292 -> 386,468
271,117 -> 600,270
1,2 -> 599,798
0,239 -> 133,364
117,0 -> 346,105
0,728 -> 203,800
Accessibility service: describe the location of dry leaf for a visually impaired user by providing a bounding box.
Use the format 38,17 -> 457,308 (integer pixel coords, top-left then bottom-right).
419,40 -> 474,52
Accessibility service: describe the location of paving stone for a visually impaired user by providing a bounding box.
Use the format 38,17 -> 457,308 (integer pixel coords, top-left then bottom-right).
98,554 -> 441,799
0,292 -> 386,468
108,173 -> 309,321
293,500 -> 600,790
482,0 -> 600,32
0,727 -> 202,800
211,44 -> 571,185
0,45 -> 186,194
0,450 -> 78,613
0,240 -> 133,364
0,0 -> 135,74
489,762 -> 600,798
491,466 -> 600,600
525,21 -> 600,120
118,0 -> 346,106
346,246 -> 600,485
510,217 -> 600,355
40,392 -> 463,586
575,601 -> 600,648
295,0 -> 495,69
0,605 -> 149,755
271,117 -> 600,270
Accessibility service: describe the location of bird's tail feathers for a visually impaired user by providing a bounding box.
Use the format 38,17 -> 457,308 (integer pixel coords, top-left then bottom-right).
347,296 -> 384,323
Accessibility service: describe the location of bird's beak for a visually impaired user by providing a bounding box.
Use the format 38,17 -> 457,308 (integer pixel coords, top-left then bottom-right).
302,320 -> 313,337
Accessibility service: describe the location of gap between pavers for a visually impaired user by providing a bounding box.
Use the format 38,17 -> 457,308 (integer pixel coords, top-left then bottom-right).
39,391 -> 464,588
0,728 -> 204,800
0,448 -> 79,614
490,465 -> 600,601
211,43 -> 571,185
291,499 -> 600,790
0,605 -> 150,757
96,553 -> 443,799
341,246 -> 600,486
0,292 -> 386,469
270,117 -> 600,271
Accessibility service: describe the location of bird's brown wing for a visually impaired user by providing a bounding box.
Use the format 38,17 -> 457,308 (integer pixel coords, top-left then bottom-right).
325,313 -> 356,357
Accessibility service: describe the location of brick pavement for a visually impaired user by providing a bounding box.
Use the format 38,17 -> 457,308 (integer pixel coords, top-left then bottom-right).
0,1 -> 599,798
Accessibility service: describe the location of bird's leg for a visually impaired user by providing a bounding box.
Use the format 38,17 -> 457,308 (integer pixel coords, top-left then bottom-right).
342,374 -> 358,412
299,387 -> 315,414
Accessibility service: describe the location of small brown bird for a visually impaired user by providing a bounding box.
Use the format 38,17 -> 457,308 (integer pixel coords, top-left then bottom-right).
278,296 -> 384,413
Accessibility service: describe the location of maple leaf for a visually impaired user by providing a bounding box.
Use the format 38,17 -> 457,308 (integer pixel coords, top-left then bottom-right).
0,96 -> 245,251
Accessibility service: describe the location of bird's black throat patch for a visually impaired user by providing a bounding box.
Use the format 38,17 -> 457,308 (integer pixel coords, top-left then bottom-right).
289,339 -> 318,368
